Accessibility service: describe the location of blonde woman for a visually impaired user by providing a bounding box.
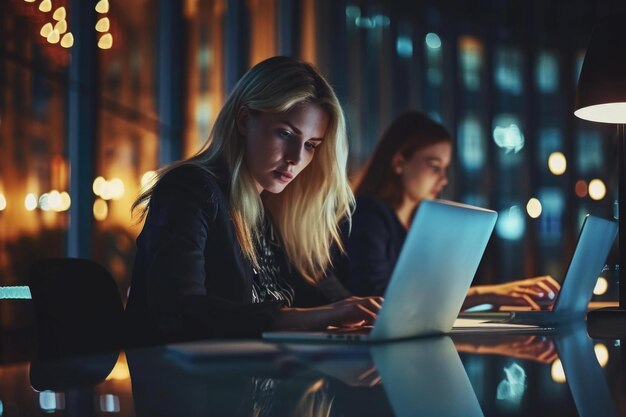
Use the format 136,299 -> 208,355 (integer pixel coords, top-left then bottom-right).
125,56 -> 382,345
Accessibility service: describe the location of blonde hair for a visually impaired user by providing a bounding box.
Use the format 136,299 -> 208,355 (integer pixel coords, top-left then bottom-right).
133,56 -> 354,284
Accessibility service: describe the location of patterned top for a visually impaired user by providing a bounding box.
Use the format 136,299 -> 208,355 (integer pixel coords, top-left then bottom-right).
251,219 -> 295,307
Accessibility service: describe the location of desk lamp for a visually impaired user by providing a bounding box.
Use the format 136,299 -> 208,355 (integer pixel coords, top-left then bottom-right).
575,12 -> 626,333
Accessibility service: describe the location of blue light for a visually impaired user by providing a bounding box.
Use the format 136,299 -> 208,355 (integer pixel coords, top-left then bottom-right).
372,15 -> 390,27
458,116 -> 485,170
425,32 -> 442,49
493,123 -> 525,153
345,5 -> 360,20
536,51 -> 559,93
396,36 -> 413,58
355,17 -> 373,29
464,303 -> 494,312
496,206 -> 525,240
39,391 -> 57,412
497,363 -> 527,405
0,286 -> 31,299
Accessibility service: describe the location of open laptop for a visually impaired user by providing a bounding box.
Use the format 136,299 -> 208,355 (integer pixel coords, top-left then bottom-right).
264,199 -> 509,343
459,215 -> 617,326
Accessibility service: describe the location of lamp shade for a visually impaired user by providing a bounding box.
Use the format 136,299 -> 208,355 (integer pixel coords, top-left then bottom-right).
575,13 -> 626,123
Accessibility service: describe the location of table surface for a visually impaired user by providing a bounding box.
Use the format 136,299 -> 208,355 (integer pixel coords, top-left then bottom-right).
1,322 -> 625,417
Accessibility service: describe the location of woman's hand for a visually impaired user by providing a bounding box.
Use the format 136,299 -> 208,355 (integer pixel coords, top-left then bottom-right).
272,296 -> 384,331
455,334 -> 558,364
465,276 -> 561,310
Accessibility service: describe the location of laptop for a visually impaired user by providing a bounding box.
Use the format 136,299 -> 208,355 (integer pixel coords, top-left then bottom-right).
459,214 -> 617,326
371,335 -> 484,417
263,199 -> 508,343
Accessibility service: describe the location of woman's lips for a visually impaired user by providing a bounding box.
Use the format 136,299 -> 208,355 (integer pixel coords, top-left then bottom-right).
274,170 -> 294,182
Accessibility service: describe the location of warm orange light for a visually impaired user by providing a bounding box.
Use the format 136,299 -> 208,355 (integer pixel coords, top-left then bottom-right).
98,33 -> 113,49
59,192 -> 71,211
593,276 -> 609,296
40,22 -> 53,38
548,152 -> 567,175
25,194 -> 38,211
0,194 -> 6,211
54,20 -> 67,34
95,17 -> 110,32
52,6 -> 66,20
588,179 -> 606,200
95,0 -> 109,13
526,198 -> 542,218
551,359 -> 566,383
106,352 -> 130,380
575,180 -> 588,198
39,0 -> 52,12
594,343 -> 609,367
60,33 -> 74,48
140,170 -> 158,190
47,29 -> 60,44
93,198 -> 108,221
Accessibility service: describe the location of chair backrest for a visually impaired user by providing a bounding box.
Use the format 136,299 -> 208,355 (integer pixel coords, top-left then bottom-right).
29,258 -> 124,359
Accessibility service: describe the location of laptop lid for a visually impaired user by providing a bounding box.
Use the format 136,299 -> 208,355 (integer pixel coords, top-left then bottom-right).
263,199 -> 497,342
369,199 -> 497,341
550,215 -> 617,319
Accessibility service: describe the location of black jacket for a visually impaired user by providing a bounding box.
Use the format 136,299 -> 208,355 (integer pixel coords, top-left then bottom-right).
125,163 -> 350,345
344,195 -> 407,296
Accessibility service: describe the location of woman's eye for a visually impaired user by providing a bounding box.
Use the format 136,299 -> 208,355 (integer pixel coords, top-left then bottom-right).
305,141 -> 318,150
278,129 -> 292,138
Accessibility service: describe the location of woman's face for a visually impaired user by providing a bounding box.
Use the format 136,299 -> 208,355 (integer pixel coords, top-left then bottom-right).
395,141 -> 452,207
239,102 -> 329,194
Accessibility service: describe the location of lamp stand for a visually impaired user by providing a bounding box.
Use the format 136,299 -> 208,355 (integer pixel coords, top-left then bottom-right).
587,124 -> 626,338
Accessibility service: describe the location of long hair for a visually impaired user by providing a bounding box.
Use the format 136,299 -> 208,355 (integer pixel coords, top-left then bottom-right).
133,56 -> 353,284
355,111 -> 452,208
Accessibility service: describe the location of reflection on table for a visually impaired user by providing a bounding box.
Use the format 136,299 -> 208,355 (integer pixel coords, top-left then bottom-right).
0,325 -> 623,417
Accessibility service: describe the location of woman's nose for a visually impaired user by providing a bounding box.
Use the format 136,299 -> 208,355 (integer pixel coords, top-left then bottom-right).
285,144 -> 304,165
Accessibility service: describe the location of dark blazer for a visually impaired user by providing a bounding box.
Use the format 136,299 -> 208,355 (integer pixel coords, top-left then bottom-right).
344,195 -> 407,296
125,163 -> 350,345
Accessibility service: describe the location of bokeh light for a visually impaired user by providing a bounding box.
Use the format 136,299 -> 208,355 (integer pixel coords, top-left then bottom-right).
98,33 -> 113,49
493,124 -> 524,153
96,17 -> 110,32
108,178 -> 125,200
25,193 -> 38,211
594,343 -> 609,367
593,276 -> 609,295
526,198 -> 542,218
141,170 -> 158,190
425,32 -> 441,49
588,179 -> 606,200
575,180 -> 588,198
93,176 -> 106,196
548,152 -> 567,175
496,206 -> 525,240
551,359 -> 566,383
52,6 -> 66,20
93,198 -> 108,221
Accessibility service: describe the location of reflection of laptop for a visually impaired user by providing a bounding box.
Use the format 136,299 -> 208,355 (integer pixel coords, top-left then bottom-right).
554,324 -> 617,417
371,336 -> 484,417
263,199 -> 499,343
459,215 -> 617,326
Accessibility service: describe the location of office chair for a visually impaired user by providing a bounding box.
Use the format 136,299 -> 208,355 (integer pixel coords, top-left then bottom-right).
29,258 -> 125,359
